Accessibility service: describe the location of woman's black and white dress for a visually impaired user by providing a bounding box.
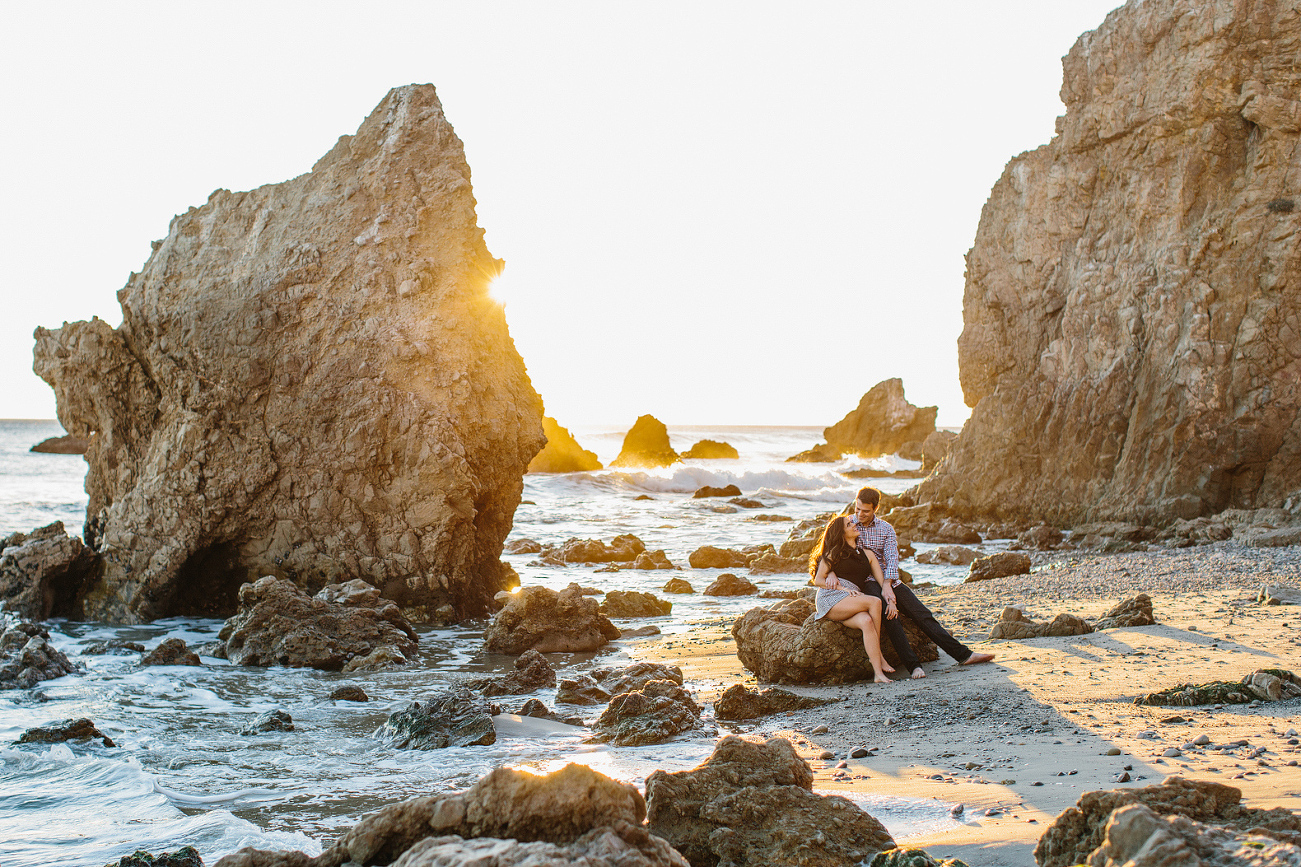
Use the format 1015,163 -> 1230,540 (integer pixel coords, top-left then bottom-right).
813,551 -> 874,620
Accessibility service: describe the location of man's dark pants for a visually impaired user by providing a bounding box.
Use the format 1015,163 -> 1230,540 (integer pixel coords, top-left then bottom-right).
865,581 -> 972,668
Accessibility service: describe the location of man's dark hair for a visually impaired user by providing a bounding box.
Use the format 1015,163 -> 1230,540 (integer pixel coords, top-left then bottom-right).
856,486 -> 881,507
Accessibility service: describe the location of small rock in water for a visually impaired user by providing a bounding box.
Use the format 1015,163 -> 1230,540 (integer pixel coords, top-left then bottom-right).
17,717 -> 115,748
107,846 -> 203,867
240,709 -> 294,735
329,685 -> 369,702
850,746 -> 870,759
950,803 -> 965,816
141,638 -> 201,667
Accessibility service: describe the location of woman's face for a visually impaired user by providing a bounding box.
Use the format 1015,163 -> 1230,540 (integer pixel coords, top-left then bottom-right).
842,519 -> 859,547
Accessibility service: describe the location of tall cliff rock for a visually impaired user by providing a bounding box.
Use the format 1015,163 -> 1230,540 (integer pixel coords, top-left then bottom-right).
33,85 -> 544,623
919,0 -> 1301,525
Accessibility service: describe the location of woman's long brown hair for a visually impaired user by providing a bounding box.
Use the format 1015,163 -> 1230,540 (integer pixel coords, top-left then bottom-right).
807,516 -> 856,576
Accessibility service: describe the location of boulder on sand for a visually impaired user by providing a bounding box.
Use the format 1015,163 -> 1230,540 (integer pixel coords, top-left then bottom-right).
823,379 -> 937,458
528,416 -> 603,473
988,607 -> 1093,640
592,680 -> 703,746
1135,668 -> 1301,707
600,591 -> 672,618
714,684 -> 837,721
646,735 -> 894,867
32,84 -> 543,625
218,577 -> 418,671
0,522 -> 100,621
966,552 -> 1031,582
703,573 -> 758,596
1086,802 -> 1301,867
1094,593 -> 1155,629
214,763 -> 684,867
610,415 -> 679,468
732,597 -> 938,684
1034,775 -> 1301,867
593,661 -> 684,696
484,584 -> 621,654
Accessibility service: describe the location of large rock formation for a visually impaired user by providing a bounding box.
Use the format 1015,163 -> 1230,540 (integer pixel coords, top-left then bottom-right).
32,85 -> 543,623
919,0 -> 1301,525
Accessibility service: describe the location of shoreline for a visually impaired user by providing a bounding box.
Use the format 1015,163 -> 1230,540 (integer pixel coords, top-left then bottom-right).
628,543 -> 1301,866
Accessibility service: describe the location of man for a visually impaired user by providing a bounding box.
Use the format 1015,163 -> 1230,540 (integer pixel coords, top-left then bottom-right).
851,486 -> 995,678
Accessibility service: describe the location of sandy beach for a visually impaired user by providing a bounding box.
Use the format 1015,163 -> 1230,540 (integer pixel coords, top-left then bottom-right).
629,543 -> 1301,866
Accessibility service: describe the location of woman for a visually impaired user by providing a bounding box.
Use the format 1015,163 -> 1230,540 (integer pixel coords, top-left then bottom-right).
809,515 -> 894,684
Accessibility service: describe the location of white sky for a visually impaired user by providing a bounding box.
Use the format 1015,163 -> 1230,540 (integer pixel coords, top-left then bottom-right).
0,1 -> 1123,428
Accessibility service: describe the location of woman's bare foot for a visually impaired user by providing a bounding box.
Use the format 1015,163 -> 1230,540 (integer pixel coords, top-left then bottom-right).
961,652 -> 996,665
881,663 -> 896,674
910,667 -> 927,679
874,674 -> 893,684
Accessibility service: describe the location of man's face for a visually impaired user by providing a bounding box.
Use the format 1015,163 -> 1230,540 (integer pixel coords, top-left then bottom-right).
854,500 -> 876,524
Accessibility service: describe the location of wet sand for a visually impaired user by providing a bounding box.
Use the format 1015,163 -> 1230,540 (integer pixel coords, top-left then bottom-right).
629,545 -> 1301,866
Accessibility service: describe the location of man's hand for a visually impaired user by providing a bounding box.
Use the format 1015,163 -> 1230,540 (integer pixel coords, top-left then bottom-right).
883,595 -> 899,619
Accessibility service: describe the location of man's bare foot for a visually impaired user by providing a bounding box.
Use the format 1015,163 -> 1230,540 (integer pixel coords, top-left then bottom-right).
910,667 -> 927,679
961,652 -> 996,665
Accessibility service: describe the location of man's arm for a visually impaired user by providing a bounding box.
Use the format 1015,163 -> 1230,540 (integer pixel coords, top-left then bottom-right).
881,522 -> 900,585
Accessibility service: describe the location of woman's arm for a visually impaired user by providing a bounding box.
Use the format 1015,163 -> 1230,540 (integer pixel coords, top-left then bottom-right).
813,559 -> 841,590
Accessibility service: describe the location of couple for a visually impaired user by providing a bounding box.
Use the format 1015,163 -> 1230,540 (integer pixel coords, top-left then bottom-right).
809,486 -> 995,683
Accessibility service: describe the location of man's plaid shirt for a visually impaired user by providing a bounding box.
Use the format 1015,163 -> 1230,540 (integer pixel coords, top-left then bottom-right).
851,515 -> 901,586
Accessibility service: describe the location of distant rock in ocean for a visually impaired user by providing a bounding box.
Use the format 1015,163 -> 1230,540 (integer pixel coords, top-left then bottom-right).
920,0 -> 1301,525
788,378 -> 935,462
29,434 -> 89,455
681,439 -> 738,460
31,84 -> 544,624
610,415 -> 679,468
528,416 -> 602,473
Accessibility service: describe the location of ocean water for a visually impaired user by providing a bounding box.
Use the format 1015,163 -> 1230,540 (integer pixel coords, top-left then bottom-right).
0,420 -> 978,866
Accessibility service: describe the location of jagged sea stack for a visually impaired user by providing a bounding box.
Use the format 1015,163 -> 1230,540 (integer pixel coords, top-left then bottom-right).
33,85 -> 544,623
919,0 -> 1301,525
